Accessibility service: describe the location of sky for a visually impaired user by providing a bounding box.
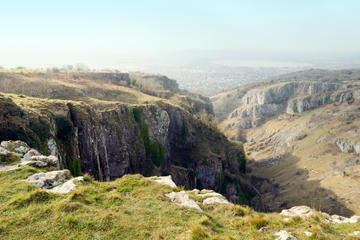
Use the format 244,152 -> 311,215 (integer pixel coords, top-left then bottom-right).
1,0 -> 360,68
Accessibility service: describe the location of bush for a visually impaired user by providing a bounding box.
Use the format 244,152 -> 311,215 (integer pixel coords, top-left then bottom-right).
249,217 -> 268,229
237,152 -> 246,173
132,107 -> 143,123
69,158 -> 82,177
0,152 -> 20,164
151,141 -> 165,167
116,175 -> 147,193
11,190 -> 54,208
191,225 -> 209,240
55,116 -> 73,142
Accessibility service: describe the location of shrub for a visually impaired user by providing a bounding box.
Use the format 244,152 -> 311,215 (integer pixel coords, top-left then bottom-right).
69,158 -> 82,177
233,206 -> 246,217
190,225 -> 209,240
249,217 -> 268,229
0,152 -> 20,164
55,116 -> 73,142
237,152 -> 246,173
132,107 -> 143,123
11,190 -> 54,208
116,175 -> 147,193
151,141 -> 165,167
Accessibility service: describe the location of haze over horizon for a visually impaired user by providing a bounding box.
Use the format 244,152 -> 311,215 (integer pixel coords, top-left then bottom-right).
1,0 -> 360,70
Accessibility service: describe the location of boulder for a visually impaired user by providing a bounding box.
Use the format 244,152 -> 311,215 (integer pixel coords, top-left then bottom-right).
48,176 -> 84,194
327,214 -> 360,224
22,149 -> 41,162
26,170 -> 71,189
198,192 -> 223,198
274,230 -> 297,240
280,206 -> 313,218
150,175 -> 177,188
350,231 -> 360,236
1,140 -> 30,154
203,197 -> 231,205
165,191 -> 202,211
29,155 -> 58,166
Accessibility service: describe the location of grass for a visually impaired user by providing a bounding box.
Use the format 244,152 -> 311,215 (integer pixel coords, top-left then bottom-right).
0,166 -> 359,239
0,152 -> 21,164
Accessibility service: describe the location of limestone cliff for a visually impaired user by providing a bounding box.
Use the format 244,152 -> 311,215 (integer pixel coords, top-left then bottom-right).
213,69 -> 360,138
0,90 -> 258,207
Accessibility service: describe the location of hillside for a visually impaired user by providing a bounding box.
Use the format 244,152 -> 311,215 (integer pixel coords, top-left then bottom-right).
0,69 -> 259,207
211,69 -> 360,216
0,141 -> 359,239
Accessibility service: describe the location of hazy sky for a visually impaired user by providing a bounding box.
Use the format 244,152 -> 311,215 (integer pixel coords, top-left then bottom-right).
1,0 -> 360,68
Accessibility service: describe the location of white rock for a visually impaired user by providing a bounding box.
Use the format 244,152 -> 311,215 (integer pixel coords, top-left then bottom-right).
1,140 -> 29,153
26,170 -> 71,189
14,145 -> 30,154
151,175 -> 177,188
350,231 -> 360,236
30,155 -> 58,166
348,215 -> 360,223
274,230 -> 297,240
22,149 -> 41,162
48,176 -> 84,194
0,164 -> 21,172
190,189 -> 200,194
165,191 -> 202,211
203,197 -> 231,205
200,189 -> 214,194
304,231 -> 313,237
0,146 -> 10,155
280,206 -> 313,218
258,226 -> 269,232
198,192 -> 223,198
328,214 -> 360,224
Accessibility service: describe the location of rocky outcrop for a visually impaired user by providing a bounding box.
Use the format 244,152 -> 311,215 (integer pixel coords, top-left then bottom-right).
280,206 -> 314,217
148,175 -> 177,188
48,176 -> 84,194
165,191 -> 202,211
226,81 -> 358,129
280,205 -> 360,224
274,230 -> 297,240
203,197 -> 230,205
26,170 -> 72,189
334,138 -> 360,154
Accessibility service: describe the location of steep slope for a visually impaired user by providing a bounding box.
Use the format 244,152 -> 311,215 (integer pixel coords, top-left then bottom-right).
0,69 -> 258,207
212,69 -> 360,138
211,69 -> 360,216
246,100 -> 360,216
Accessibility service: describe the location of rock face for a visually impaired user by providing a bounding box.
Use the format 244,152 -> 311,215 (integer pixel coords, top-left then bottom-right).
213,70 -> 360,134
225,82 -> 357,129
334,138 -> 360,154
0,94 -> 259,208
165,191 -> 202,211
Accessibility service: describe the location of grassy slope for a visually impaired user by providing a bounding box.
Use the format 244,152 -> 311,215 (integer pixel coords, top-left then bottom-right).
0,167 -> 359,240
245,101 -> 360,215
